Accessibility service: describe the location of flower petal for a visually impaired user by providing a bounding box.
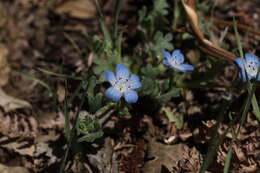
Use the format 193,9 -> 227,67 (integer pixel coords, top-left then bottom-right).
234,58 -> 247,82
162,50 -> 171,59
257,74 -> 260,81
103,71 -> 116,85
163,59 -> 171,67
245,53 -> 259,77
234,58 -> 244,69
245,53 -> 259,64
130,74 -> 142,89
124,90 -> 138,103
176,64 -> 194,72
105,87 -> 122,102
116,64 -> 129,79
172,50 -> 184,64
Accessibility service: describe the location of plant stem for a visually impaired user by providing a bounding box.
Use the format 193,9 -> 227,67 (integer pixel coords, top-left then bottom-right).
59,88 -> 88,173
113,0 -> 123,40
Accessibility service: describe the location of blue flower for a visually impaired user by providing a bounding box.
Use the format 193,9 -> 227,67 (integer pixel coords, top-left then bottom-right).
103,64 -> 142,103
162,49 -> 194,72
234,53 -> 260,82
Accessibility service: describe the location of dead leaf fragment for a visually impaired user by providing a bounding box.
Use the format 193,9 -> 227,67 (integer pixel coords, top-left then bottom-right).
0,136 -> 34,156
143,139 -> 184,173
0,44 -> 10,86
0,88 -> 31,112
0,164 -> 29,173
55,0 -> 96,19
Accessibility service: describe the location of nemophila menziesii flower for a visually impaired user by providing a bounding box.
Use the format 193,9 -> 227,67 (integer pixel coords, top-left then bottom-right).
162,50 -> 194,72
234,53 -> 260,82
103,64 -> 142,103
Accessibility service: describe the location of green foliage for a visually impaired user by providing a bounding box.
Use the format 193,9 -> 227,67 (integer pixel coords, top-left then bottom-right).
196,1 -> 210,13
141,64 -> 181,101
138,0 -> 169,37
162,107 -> 184,129
223,150 -> 233,173
118,105 -> 130,116
86,76 -> 103,114
139,0 -> 169,23
148,31 -> 173,57
141,64 -> 161,78
93,52 -> 120,74
76,115 -> 104,143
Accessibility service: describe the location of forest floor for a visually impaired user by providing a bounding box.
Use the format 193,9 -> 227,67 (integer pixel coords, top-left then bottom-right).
0,0 -> 259,173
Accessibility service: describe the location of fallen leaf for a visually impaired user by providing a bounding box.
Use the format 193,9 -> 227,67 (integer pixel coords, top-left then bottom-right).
142,138 -> 184,173
55,0 -> 96,19
88,138 -> 118,173
0,88 -> 31,112
0,163 -> 29,173
0,136 -> 34,156
0,111 -> 38,138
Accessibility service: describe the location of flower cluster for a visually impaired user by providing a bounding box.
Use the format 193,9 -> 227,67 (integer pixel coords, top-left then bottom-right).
234,53 -> 260,82
103,49 -> 195,103
103,64 -> 142,103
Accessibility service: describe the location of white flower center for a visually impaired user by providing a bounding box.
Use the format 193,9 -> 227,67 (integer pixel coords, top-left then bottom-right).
245,61 -> 259,77
169,58 -> 181,67
113,77 -> 131,93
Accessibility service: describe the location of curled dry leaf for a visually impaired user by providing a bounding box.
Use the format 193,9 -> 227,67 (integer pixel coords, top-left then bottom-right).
181,0 -> 236,62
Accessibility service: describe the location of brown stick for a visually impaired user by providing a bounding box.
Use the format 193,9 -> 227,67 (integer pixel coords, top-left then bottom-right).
181,0 -> 236,62
214,19 -> 260,36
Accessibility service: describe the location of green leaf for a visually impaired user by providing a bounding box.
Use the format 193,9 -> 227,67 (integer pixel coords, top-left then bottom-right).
138,6 -> 147,22
162,107 -> 184,129
118,106 -> 130,116
88,93 -> 103,114
148,0 -> 169,20
149,31 -> 173,57
223,150 -> 233,173
141,64 -> 161,78
76,115 -> 103,142
87,76 -> 97,97
141,78 -> 159,96
77,130 -> 104,143
160,79 -> 170,91
158,88 -> 181,100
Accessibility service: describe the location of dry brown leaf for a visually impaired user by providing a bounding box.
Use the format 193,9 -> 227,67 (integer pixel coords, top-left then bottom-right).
0,163 -> 29,173
33,131 -> 60,171
0,111 -> 38,138
37,111 -> 64,130
0,44 -> 10,86
88,138 -> 119,173
142,139 -> 184,173
0,88 -> 31,112
0,136 -> 35,156
55,0 -> 96,19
